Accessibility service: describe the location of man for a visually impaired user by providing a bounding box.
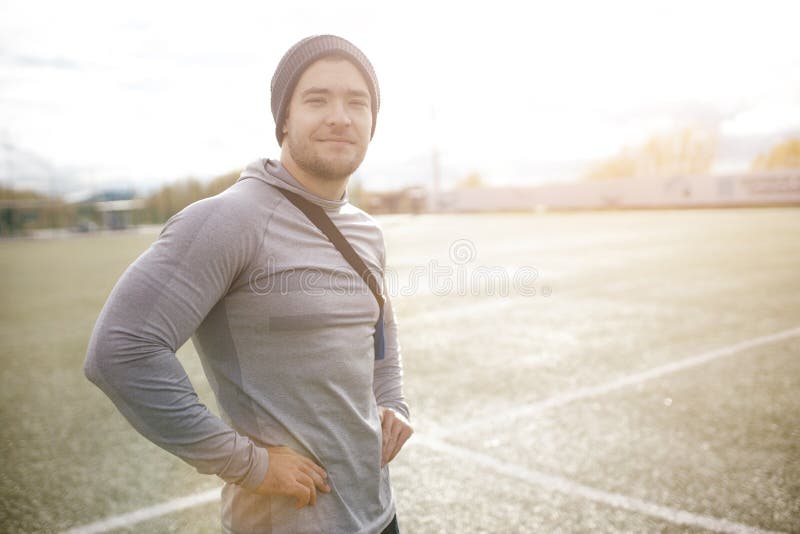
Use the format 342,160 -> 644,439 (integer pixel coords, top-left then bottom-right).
84,35 -> 412,533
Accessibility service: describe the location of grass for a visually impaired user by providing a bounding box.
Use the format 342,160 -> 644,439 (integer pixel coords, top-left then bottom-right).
1,208 -> 798,533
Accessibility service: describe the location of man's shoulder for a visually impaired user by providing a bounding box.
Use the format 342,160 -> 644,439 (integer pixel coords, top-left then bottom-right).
341,202 -> 382,230
159,179 -> 282,246
175,179 -> 280,223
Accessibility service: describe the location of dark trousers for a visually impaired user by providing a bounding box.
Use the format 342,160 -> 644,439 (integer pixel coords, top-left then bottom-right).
380,514 -> 399,534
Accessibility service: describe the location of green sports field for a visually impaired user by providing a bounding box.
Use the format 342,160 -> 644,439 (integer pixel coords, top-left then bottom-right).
1,208 -> 799,533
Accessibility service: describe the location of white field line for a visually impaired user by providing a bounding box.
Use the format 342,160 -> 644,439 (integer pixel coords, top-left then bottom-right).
438,326 -> 800,438
414,435 -> 785,534
59,327 -> 799,534
60,489 -> 220,534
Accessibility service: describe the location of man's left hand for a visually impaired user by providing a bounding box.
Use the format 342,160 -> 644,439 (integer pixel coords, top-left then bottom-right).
378,406 -> 413,468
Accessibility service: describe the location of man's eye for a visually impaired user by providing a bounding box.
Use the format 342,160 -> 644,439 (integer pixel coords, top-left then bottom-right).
306,98 -> 325,104
351,100 -> 368,107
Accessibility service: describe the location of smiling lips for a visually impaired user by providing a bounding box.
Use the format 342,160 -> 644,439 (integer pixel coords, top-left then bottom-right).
319,138 -> 355,144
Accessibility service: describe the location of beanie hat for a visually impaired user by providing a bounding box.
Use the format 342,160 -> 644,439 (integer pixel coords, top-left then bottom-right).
271,35 -> 380,146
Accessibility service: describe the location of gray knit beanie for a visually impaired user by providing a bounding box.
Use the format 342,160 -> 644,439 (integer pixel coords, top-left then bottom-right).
271,34 -> 380,146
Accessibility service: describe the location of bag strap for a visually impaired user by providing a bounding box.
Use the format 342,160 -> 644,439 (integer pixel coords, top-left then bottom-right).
273,186 -> 385,311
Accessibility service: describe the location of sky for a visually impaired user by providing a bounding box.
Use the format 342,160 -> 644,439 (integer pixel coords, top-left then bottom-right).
1,0 -> 799,197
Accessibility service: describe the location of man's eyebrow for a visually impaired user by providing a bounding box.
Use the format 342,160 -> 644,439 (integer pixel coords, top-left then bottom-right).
300,87 -> 370,99
300,87 -> 329,97
346,89 -> 370,99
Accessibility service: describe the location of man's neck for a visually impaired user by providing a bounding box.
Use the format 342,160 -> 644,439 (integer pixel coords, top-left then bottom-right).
279,153 -> 348,201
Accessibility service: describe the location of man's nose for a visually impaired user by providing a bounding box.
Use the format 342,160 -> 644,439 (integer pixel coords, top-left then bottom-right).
325,99 -> 352,127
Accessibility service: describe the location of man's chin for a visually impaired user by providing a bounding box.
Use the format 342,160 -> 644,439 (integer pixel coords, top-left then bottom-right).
288,142 -> 366,182
308,158 -> 362,182
321,154 -> 365,178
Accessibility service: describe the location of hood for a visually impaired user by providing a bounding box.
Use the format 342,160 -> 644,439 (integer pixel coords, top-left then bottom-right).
237,158 -> 350,212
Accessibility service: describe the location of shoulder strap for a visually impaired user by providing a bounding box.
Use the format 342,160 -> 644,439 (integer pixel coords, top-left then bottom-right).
273,186 -> 384,311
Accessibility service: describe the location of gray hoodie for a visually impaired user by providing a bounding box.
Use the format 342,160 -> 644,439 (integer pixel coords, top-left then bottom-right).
84,159 -> 408,533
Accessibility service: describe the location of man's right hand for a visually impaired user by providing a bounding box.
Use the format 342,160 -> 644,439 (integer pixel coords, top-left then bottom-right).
254,446 -> 331,509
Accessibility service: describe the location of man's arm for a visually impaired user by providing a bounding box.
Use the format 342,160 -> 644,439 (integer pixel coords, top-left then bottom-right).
373,293 -> 413,466
373,295 -> 410,419
84,193 -> 270,490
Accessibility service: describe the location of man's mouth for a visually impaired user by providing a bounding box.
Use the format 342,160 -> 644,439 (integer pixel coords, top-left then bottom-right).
319,138 -> 355,144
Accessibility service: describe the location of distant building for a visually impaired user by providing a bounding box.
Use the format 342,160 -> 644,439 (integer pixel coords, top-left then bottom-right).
439,170 -> 800,212
72,189 -> 144,230
365,186 -> 427,214
93,198 -> 145,229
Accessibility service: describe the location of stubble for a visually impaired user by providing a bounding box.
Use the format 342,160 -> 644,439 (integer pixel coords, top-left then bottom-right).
286,134 -> 367,182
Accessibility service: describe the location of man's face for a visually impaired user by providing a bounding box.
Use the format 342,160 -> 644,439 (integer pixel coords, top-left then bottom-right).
282,57 -> 373,182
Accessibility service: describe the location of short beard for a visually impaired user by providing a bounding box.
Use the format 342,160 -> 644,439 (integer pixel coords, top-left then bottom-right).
286,134 -> 367,182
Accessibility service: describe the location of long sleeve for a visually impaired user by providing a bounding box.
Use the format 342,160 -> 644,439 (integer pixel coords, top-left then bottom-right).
83,192 -> 269,491
373,244 -> 410,420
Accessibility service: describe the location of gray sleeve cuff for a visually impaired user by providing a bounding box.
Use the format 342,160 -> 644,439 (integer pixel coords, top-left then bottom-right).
379,402 -> 410,422
236,444 -> 270,492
